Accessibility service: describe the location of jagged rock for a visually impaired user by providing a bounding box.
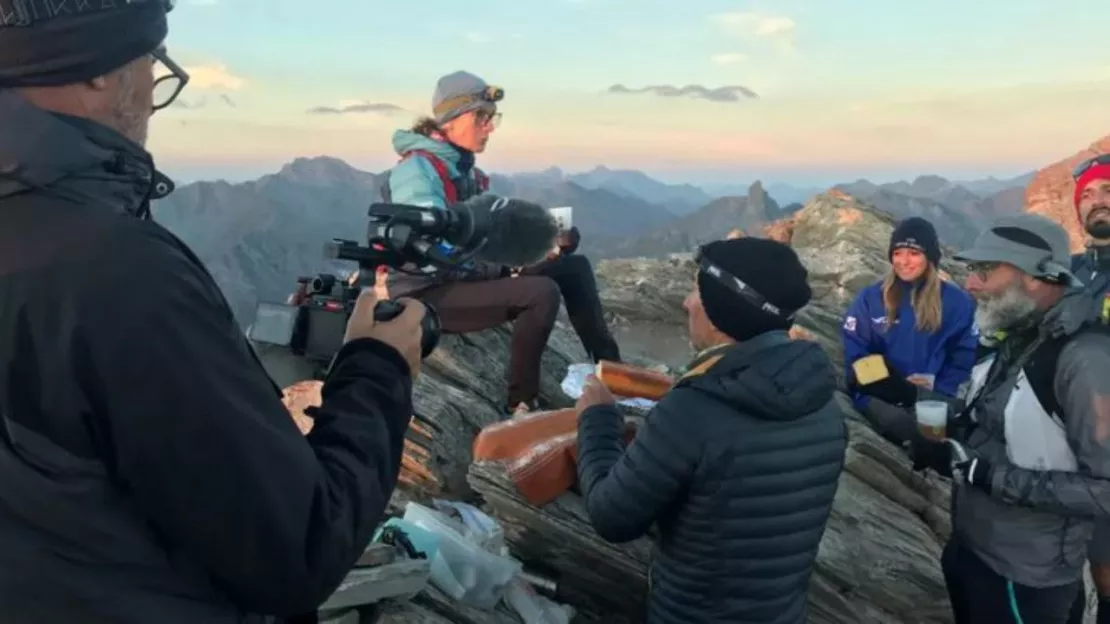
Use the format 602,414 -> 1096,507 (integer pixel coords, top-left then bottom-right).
1025,134 -> 1110,252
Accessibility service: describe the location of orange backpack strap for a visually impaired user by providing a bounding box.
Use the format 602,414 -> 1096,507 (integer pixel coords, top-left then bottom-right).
400,149 -> 458,205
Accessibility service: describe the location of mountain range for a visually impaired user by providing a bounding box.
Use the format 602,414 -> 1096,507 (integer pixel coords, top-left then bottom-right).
150,150 -> 1079,327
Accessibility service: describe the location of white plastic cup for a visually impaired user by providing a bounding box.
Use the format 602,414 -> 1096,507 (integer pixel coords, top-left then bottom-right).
915,400 -> 948,440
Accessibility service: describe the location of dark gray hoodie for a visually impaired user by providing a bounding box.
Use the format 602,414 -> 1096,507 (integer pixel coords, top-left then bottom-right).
953,288 -> 1110,588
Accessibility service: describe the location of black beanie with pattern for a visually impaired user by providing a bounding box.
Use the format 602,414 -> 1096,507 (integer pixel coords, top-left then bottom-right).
0,0 -> 168,88
697,238 -> 812,342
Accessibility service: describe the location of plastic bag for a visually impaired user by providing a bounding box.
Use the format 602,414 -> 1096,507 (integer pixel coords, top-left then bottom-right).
505,578 -> 576,624
431,499 -> 506,555
402,502 -> 520,609
560,362 -> 657,410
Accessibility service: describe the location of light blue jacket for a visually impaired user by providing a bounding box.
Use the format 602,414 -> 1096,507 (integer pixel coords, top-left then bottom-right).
386,129 -> 482,209
381,130 -> 500,296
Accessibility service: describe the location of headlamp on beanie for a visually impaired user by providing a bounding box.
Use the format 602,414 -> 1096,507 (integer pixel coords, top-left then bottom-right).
694,247 -> 796,322
693,238 -> 812,343
482,85 -> 504,103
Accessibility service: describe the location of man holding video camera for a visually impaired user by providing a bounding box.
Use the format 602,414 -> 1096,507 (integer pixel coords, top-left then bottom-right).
0,3 -> 424,621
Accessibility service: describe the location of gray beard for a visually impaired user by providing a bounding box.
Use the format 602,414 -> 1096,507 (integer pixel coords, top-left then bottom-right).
974,282 -> 1039,336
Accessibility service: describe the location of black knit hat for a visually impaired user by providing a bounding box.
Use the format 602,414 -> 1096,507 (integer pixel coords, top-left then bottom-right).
696,238 -> 812,342
0,0 -> 170,88
888,217 -> 941,266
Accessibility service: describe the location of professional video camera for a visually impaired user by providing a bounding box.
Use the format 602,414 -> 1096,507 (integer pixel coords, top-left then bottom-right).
247,195 -> 560,378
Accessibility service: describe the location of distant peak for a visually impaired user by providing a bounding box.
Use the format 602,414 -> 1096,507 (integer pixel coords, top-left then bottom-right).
279,155 -> 353,175
270,155 -> 374,187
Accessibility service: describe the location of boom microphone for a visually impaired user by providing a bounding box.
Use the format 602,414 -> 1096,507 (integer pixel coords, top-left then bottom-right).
367,194 -> 560,268
458,194 -> 560,266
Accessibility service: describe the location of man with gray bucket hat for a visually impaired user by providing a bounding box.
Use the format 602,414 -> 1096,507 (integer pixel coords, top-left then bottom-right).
909,213 -> 1110,623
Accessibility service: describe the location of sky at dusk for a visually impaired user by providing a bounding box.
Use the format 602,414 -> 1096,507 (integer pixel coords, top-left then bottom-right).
150,0 -> 1110,186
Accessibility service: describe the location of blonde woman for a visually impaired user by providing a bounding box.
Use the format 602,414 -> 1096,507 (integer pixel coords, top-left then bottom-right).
840,217 -> 978,444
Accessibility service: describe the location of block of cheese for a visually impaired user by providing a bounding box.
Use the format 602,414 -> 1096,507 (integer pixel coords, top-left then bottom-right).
852,354 -> 891,386
596,360 -> 674,401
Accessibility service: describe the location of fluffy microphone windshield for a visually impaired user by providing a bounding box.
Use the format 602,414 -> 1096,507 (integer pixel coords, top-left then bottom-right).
454,194 -> 560,266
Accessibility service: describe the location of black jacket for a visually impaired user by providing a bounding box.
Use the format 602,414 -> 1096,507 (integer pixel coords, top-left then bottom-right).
576,331 -> 849,624
0,91 -> 413,621
1072,246 -> 1110,316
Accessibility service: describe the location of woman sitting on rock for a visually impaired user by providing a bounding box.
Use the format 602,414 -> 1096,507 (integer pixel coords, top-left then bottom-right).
840,217 -> 979,445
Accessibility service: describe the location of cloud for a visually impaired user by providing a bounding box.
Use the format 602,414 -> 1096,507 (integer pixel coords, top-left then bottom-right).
464,31 -> 493,44
606,83 -> 758,103
182,64 -> 247,90
306,101 -> 406,115
711,11 -> 797,50
711,53 -> 748,65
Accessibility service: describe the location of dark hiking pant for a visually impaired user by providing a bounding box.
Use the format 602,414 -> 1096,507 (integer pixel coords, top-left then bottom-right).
419,276 -> 560,407
522,253 -> 621,364
943,537 -> 1081,624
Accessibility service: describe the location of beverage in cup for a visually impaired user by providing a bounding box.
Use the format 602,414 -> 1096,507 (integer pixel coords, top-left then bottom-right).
908,373 -> 935,390
915,400 -> 948,440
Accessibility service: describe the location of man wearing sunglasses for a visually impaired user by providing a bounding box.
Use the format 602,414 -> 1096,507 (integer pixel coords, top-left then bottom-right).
1066,153 -> 1110,624
910,214 -> 1110,624
0,1 -> 427,621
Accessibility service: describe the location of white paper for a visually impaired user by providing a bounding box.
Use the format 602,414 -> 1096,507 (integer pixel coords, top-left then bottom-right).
560,363 -> 657,410
548,206 -> 573,230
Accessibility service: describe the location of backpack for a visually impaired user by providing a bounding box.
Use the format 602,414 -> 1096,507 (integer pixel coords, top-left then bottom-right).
1022,322 -> 1110,425
379,149 -> 490,206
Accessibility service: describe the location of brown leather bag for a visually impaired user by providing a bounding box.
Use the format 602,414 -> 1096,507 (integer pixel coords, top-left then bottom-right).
474,407 -> 640,507
473,408 -> 578,462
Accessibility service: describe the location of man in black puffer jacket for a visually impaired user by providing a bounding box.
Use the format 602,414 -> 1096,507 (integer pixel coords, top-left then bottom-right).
575,237 -> 849,624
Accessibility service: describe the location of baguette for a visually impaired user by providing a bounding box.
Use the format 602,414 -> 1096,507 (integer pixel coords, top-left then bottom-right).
595,360 -> 674,401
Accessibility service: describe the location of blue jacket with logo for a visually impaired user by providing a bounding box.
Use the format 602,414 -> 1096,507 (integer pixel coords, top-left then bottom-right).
841,279 -> 979,411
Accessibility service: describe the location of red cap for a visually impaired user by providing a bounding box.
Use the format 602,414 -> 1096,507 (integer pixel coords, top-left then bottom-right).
1074,162 -> 1110,223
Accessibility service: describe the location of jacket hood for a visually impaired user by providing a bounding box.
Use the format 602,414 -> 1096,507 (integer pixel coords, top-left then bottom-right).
391,129 -> 461,163
0,90 -> 172,216
679,331 -> 838,421
1040,286 -> 1104,340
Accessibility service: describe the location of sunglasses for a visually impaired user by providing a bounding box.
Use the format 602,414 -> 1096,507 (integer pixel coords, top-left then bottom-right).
1072,153 -> 1110,180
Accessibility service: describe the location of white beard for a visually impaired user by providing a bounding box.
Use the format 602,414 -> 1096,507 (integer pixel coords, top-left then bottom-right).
973,281 -> 1038,336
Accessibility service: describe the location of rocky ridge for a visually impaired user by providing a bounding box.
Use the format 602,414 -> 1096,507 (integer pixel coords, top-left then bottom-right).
283,190 -> 992,623
1025,134 -> 1110,252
